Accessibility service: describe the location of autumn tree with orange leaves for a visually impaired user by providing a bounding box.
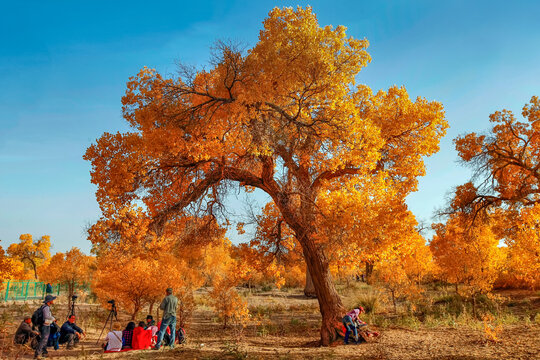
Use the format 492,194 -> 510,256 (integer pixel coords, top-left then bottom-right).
452,96 -> 540,289
0,242 -> 21,284
40,248 -> 96,313
88,208 -> 231,323
374,223 -> 433,312
84,7 -> 447,344
8,234 -> 51,279
431,214 -> 503,294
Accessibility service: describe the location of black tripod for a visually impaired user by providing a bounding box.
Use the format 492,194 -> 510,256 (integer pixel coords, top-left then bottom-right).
96,301 -> 118,345
68,295 -> 78,318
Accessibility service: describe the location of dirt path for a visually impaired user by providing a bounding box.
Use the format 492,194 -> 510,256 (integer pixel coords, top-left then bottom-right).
2,290 -> 539,359
8,318 -> 536,360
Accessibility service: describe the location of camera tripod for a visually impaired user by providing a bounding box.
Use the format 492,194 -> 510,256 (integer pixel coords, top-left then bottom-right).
68,295 -> 78,318
96,301 -> 118,345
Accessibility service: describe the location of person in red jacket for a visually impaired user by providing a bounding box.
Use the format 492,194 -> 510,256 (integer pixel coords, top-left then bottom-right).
132,322 -> 152,350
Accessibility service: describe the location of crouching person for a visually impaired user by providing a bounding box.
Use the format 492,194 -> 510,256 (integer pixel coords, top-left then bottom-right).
342,307 -> 365,345
59,315 -> 85,350
14,316 -> 39,347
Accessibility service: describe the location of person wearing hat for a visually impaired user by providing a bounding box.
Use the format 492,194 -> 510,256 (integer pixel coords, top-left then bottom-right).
14,315 -> 39,346
34,294 -> 57,359
153,288 -> 178,350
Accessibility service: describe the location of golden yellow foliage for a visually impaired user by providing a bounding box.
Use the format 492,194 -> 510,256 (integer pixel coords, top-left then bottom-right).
40,248 -> 95,311
452,96 -> 540,290
374,230 -> 433,312
7,234 -> 51,280
0,243 -> 20,283
500,205 -> 540,289
84,6 -> 447,344
431,214 -> 504,296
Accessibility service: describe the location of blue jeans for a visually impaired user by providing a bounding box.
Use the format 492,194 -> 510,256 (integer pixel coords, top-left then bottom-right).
155,316 -> 176,349
342,316 -> 357,344
35,325 -> 50,357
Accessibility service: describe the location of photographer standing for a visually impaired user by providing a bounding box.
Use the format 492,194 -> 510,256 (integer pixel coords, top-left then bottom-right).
34,295 -> 56,359
153,288 -> 177,350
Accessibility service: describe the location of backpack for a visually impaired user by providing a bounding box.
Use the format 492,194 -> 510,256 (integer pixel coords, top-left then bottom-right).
31,305 -> 45,327
177,327 -> 186,344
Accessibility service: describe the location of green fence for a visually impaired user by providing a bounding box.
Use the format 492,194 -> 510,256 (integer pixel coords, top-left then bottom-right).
1,280 -> 61,301
1,281 -> 92,301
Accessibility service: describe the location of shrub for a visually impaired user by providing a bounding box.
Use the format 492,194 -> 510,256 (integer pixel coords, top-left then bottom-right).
355,290 -> 381,314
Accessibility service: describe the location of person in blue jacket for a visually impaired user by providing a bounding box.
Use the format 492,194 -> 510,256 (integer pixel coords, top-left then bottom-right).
59,315 -> 85,350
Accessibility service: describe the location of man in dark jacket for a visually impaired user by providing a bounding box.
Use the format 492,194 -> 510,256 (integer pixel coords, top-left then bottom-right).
59,315 -> 85,350
14,316 -> 39,346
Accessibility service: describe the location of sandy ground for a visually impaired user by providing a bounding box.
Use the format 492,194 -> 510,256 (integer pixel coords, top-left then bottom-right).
1,290 -> 538,360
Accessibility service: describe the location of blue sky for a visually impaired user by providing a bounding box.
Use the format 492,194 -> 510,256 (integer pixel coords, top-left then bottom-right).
1,0 -> 539,253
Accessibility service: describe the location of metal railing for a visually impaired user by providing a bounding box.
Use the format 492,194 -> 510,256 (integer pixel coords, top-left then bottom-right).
1,280 -> 59,301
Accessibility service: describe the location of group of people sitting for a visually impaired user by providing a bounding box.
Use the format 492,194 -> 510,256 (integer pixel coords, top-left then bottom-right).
14,313 -> 85,351
103,287 -> 184,352
102,315 -> 181,351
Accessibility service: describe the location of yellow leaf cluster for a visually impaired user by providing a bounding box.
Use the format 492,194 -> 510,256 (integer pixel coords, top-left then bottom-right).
431,214 -> 504,296
8,234 -> 51,280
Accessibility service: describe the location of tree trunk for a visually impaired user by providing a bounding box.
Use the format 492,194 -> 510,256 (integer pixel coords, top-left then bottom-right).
298,232 -> 345,346
472,294 -> 477,319
391,289 -> 397,313
31,260 -> 38,280
149,302 -> 154,315
270,183 -> 344,345
365,262 -> 374,284
132,303 -> 140,320
68,281 -> 75,316
304,266 -> 317,298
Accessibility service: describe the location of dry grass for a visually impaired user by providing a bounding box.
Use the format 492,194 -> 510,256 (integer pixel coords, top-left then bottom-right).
0,285 -> 538,359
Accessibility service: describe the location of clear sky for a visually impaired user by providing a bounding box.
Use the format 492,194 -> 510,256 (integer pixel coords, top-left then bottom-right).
1,0 -> 539,253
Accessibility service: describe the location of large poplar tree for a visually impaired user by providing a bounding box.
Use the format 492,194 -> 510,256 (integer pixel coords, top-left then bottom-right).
85,7 -> 446,344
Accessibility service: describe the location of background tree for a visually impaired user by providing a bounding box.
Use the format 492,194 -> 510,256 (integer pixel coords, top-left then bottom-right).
89,208 -> 226,322
7,234 -> 51,279
40,248 -> 96,313
93,253 -> 163,319
374,231 -> 433,313
0,242 -> 21,284
207,239 -> 250,328
498,205 -> 540,289
84,7 -> 446,344
431,213 -> 504,316
450,96 -> 540,290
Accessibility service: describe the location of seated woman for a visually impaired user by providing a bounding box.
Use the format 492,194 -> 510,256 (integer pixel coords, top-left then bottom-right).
132,321 -> 152,350
103,323 -> 123,352
342,307 -> 364,344
121,322 -> 136,349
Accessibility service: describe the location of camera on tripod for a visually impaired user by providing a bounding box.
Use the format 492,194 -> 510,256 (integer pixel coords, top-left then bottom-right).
68,294 -> 78,318
97,299 -> 118,344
